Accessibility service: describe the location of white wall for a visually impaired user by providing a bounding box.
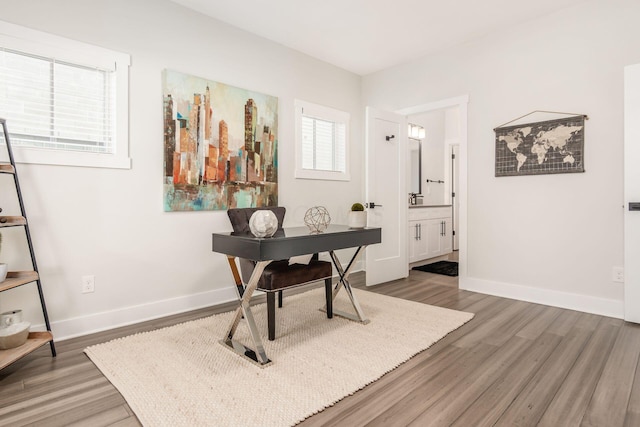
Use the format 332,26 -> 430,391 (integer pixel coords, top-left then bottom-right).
363,0 -> 640,317
3,0 -> 635,339
0,0 -> 363,338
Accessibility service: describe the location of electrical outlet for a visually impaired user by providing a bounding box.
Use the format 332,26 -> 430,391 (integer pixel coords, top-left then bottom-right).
81,275 -> 95,293
612,267 -> 624,283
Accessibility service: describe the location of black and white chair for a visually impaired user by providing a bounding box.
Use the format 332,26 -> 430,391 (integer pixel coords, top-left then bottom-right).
226,207 -> 333,340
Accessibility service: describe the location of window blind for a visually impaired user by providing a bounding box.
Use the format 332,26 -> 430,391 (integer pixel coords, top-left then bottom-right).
301,115 -> 346,172
0,48 -> 115,154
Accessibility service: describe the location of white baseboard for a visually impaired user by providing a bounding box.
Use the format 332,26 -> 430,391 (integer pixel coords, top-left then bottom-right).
460,276 -> 624,319
44,263 -> 362,341
46,286 -> 239,341
45,272 -> 621,341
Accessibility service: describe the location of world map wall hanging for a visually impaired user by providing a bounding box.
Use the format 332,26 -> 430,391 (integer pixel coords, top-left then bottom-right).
494,114 -> 586,177
162,69 -> 278,211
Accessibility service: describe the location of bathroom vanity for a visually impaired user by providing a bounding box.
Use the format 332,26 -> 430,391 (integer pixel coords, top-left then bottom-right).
408,205 -> 453,263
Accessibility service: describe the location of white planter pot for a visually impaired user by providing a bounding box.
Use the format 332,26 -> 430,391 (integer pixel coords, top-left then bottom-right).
0,264 -> 7,282
348,211 -> 367,228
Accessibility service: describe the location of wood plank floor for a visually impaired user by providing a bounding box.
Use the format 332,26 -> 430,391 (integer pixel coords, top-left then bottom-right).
2,268 -> 640,426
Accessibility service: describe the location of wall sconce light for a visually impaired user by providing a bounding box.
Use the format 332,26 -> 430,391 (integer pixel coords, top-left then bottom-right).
408,123 -> 425,139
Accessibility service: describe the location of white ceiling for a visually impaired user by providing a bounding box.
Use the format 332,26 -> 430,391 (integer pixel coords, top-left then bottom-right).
170,0 -> 591,76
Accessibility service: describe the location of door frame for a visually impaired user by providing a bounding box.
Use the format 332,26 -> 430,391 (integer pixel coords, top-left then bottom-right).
447,143 -> 460,251
396,94 -> 469,282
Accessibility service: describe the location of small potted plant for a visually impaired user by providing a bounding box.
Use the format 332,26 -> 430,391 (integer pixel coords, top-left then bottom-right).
0,232 -> 7,282
348,203 -> 367,228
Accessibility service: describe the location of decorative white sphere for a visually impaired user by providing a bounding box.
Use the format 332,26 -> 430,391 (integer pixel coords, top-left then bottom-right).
304,206 -> 331,233
249,210 -> 278,237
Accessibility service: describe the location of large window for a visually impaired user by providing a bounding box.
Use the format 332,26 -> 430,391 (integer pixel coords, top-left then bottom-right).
295,99 -> 350,181
0,21 -> 130,168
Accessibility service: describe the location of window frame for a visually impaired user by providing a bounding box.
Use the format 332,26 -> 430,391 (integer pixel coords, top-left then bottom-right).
294,99 -> 350,181
0,20 -> 131,169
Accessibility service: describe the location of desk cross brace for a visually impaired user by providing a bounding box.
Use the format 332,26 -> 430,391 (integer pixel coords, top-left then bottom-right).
325,246 -> 370,324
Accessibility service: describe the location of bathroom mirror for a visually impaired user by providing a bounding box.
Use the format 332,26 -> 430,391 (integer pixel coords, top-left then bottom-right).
409,138 -> 421,195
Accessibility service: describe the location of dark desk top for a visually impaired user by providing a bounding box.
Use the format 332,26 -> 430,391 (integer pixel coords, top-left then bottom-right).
212,225 -> 382,261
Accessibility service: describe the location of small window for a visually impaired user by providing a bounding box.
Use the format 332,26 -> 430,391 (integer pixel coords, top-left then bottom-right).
295,99 -> 350,181
0,21 -> 131,169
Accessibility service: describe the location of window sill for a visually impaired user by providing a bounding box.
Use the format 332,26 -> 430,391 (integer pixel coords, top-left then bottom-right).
295,168 -> 350,181
12,147 -> 131,169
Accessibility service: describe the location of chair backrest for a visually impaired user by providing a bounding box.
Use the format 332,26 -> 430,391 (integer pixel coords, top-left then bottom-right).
227,207 -> 287,284
227,206 -> 286,233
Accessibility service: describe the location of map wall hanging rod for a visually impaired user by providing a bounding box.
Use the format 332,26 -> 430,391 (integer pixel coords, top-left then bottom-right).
494,110 -> 589,131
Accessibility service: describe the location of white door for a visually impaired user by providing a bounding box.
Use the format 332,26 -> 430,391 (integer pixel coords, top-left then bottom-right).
625,64 -> 640,322
365,107 -> 408,285
452,144 -> 460,250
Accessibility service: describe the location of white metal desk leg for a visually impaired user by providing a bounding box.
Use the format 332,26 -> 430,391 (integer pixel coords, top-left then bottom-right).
221,260 -> 272,366
327,248 -> 370,324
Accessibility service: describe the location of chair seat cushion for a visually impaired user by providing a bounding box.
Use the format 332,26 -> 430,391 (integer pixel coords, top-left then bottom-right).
258,260 -> 332,291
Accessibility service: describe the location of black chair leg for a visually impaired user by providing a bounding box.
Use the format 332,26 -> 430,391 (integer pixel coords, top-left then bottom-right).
267,292 -> 276,341
278,290 -> 283,308
325,278 -> 333,319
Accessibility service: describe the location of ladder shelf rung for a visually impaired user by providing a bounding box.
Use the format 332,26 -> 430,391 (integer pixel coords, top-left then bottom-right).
0,332 -> 54,370
0,271 -> 40,292
0,216 -> 27,227
0,163 -> 15,174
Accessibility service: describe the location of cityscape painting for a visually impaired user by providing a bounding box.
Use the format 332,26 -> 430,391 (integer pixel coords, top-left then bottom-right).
162,69 -> 278,211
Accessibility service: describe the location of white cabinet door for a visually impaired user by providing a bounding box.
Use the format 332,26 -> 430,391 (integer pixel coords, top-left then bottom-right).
409,221 -> 431,263
425,219 -> 443,259
425,218 -> 452,259
415,222 -> 429,261
408,223 -> 417,263
441,218 -> 453,254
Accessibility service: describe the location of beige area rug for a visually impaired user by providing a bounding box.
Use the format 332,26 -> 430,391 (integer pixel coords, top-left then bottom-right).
85,288 -> 474,426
